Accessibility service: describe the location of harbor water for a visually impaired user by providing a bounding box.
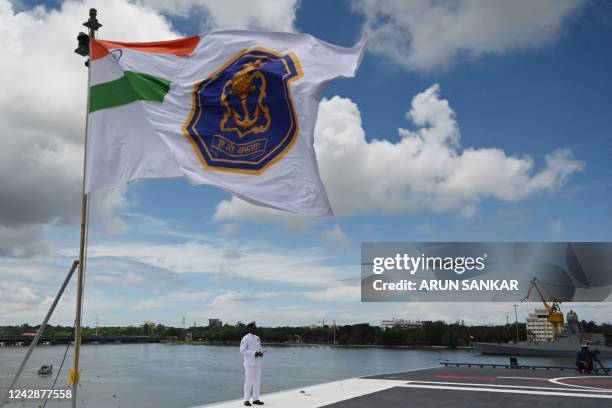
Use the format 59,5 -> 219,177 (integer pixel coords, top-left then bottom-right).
1,343 -> 610,407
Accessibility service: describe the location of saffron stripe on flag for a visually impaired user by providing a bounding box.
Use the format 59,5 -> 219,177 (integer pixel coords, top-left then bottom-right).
89,71 -> 171,113
90,37 -> 200,60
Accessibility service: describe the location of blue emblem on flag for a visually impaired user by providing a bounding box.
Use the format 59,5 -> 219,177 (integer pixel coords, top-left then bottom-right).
183,48 -> 303,173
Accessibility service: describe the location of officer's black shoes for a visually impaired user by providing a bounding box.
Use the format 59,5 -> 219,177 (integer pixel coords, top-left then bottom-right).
244,401 -> 252,406
253,401 -> 264,405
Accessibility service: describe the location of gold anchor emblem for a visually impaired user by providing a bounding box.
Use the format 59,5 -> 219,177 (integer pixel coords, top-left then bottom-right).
220,59 -> 271,138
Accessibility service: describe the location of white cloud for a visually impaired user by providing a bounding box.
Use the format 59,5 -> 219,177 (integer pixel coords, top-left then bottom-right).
210,290 -> 276,306
0,0 -> 300,258
321,225 -> 351,250
0,283 -> 42,312
84,258 -> 177,288
79,239 -> 353,286
0,1 -> 603,328
0,0 -> 183,257
219,223 -> 241,237
215,84 -> 584,220
352,0 -> 586,70
416,220 -> 434,234
132,290 -> 213,310
548,219 -> 563,234
2,251 -> 611,327
306,285 -> 360,302
214,200 -> 315,229
104,216 -> 129,235
0,224 -> 49,258
141,0 -> 298,31
458,204 -> 476,219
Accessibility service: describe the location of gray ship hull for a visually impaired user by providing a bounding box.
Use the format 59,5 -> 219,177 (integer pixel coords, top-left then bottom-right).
475,334 -> 612,358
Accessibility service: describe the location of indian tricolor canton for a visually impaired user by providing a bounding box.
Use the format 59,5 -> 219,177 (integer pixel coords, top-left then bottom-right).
86,30 -> 366,216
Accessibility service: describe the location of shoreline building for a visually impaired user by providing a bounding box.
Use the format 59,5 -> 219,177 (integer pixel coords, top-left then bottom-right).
139,320 -> 156,335
208,319 -> 222,327
380,318 -> 422,330
526,309 -> 554,342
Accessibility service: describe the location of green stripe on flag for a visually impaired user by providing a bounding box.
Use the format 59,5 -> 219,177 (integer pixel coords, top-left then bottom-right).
89,71 -> 171,113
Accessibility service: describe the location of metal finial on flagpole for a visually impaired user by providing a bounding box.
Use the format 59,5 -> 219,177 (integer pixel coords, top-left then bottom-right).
70,8 -> 101,408
84,8 -> 102,33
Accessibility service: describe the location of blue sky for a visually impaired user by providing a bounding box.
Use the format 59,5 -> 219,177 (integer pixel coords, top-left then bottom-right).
1,0 -> 611,328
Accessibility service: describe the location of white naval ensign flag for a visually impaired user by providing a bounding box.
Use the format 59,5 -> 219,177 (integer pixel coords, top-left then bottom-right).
85,30 -> 366,216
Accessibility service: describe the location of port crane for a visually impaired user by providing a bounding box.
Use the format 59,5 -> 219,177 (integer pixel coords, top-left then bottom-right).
521,277 -> 565,338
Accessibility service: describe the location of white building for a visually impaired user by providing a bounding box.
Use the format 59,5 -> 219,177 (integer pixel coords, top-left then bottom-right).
526,308 -> 554,342
208,319 -> 222,327
380,318 -> 422,330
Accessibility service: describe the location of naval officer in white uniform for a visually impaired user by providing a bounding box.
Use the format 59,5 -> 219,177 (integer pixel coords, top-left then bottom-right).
240,322 -> 264,406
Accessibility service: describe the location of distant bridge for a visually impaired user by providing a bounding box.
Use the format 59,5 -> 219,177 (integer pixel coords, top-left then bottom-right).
0,334 -> 169,346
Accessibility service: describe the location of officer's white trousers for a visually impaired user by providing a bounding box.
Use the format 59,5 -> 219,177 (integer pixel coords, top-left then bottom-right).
243,365 -> 261,401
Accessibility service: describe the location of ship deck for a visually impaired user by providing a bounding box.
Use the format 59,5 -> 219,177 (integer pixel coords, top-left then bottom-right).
199,365 -> 612,408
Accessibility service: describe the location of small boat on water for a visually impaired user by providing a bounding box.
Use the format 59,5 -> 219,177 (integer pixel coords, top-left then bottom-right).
37,364 -> 53,375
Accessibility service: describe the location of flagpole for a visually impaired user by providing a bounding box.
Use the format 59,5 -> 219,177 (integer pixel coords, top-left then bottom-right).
70,9 -> 101,408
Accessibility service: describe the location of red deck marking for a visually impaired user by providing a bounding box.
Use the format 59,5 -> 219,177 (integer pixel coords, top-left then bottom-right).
499,377 -> 549,382
434,375 -> 498,381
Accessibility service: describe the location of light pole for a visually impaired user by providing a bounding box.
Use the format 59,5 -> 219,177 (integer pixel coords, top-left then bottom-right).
333,321 -> 337,345
513,304 -> 519,343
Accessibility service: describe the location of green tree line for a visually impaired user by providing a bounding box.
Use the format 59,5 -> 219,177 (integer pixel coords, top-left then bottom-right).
2,320 -> 610,348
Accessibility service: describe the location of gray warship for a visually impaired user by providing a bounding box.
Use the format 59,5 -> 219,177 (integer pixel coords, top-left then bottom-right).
475,310 -> 612,358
